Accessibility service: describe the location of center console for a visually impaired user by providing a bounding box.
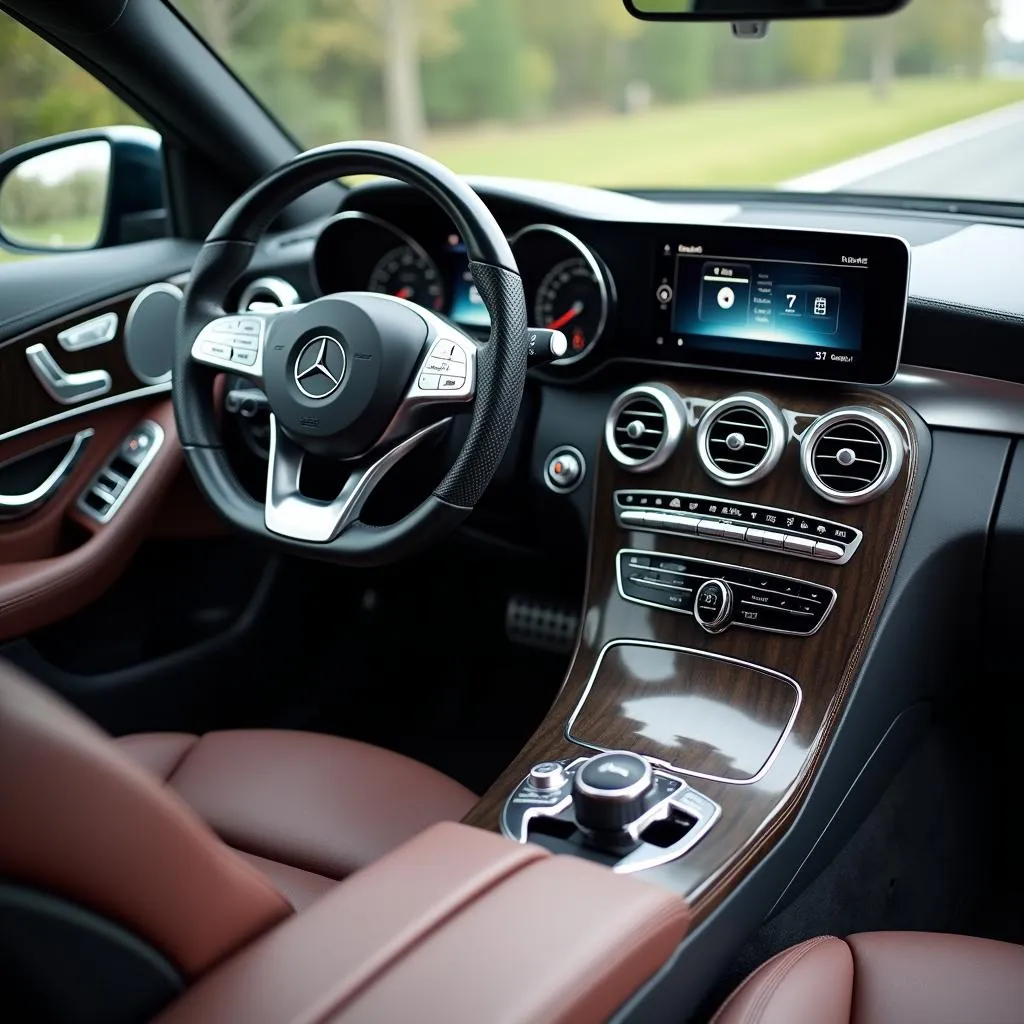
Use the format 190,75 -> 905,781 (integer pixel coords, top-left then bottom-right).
463,222 -> 924,920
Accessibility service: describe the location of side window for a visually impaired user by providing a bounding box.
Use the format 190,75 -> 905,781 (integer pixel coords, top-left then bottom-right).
0,12 -> 166,262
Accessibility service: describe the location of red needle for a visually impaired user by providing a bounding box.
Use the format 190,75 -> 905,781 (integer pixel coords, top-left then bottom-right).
547,300 -> 584,331
395,286 -> 413,299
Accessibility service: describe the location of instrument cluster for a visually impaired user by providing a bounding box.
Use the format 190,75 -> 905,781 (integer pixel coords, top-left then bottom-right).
312,211 -> 615,367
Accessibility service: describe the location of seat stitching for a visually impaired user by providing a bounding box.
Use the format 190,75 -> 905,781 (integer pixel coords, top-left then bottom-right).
710,936 -> 844,1024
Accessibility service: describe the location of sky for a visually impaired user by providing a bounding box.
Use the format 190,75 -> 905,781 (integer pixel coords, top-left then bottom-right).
1001,0 -> 1024,41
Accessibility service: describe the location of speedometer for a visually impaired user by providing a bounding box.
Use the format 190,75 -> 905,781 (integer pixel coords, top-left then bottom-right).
534,257 -> 606,360
368,245 -> 445,311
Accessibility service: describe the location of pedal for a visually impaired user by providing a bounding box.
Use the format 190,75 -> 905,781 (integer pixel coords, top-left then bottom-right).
505,596 -> 579,654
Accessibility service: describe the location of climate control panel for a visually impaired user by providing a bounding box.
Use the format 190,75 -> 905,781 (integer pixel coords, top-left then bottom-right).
615,490 -> 862,565
617,550 -> 836,636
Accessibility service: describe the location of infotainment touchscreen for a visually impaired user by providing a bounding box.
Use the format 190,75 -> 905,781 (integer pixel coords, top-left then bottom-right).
651,226 -> 909,385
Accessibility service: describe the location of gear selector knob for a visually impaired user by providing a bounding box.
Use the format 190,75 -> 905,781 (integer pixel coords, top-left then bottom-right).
572,751 -> 654,832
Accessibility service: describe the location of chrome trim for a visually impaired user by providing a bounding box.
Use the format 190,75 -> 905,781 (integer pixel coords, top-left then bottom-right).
695,393 -> 787,487
693,579 -> 732,634
614,490 -> 863,565
264,416 -> 450,543
543,445 -> 586,494
615,549 -> 837,637
76,421 -> 165,525
0,429 -> 93,519
57,312 -> 118,352
0,383 -> 171,446
605,383 -> 685,472
566,639 -> 803,786
25,343 -> 112,405
293,335 -> 346,400
509,223 -> 613,365
123,282 -> 183,385
801,406 -> 906,505
238,276 -> 300,311
883,365 -> 1024,434
573,752 -> 653,803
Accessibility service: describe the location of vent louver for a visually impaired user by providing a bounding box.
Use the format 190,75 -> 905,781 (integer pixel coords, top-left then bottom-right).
696,395 -> 785,486
801,408 -> 905,504
605,384 -> 684,472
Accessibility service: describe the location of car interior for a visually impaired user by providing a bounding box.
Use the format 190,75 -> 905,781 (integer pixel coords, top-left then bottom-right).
1,0 -> 1024,1021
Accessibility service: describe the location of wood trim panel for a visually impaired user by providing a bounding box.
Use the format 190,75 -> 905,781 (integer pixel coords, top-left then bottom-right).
463,378 -> 927,920
0,290 -> 159,440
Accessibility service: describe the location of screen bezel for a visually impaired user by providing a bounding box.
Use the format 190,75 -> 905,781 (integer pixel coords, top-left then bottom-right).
649,224 -> 910,386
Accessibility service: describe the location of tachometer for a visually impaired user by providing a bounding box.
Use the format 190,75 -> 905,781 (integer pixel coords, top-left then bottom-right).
368,245 -> 445,310
535,257 -> 606,360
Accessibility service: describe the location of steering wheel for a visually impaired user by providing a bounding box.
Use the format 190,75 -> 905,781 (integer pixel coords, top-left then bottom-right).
173,142 -> 528,566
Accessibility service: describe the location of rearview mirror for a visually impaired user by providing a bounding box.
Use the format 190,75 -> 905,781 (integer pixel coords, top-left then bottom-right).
624,0 -> 910,20
0,140 -> 111,251
0,126 -> 166,254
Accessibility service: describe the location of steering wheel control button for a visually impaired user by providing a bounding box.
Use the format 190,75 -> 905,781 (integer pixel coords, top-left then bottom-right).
573,752 -> 655,832
201,341 -> 232,361
545,446 -> 586,493
694,579 -> 734,634
231,335 -> 259,350
232,349 -> 257,367
439,374 -> 466,390
418,373 -> 440,391
529,762 -> 569,792
235,318 -> 262,335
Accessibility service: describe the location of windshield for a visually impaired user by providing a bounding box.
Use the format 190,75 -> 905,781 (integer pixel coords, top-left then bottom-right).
182,2 -> 1024,202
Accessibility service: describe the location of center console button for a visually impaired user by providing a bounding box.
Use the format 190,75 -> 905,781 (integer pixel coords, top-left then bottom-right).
719,522 -> 748,542
813,541 -> 844,560
528,761 -> 569,792
697,519 -> 727,538
783,535 -> 816,555
694,579 -> 734,633
760,530 -> 786,548
573,751 -> 654,832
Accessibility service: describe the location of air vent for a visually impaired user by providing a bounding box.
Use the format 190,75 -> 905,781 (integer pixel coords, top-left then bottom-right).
605,384 -> 684,472
801,407 -> 905,504
696,394 -> 785,487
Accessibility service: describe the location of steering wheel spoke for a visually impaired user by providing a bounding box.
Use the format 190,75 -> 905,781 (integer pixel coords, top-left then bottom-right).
189,310 -> 280,383
264,413 -> 449,543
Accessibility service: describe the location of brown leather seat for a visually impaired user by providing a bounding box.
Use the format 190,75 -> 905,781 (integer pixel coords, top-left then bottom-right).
713,931 -> 1024,1024
115,729 -> 477,910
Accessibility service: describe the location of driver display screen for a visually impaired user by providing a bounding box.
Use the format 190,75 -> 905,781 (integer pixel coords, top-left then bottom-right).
651,225 -> 909,385
446,234 -> 491,329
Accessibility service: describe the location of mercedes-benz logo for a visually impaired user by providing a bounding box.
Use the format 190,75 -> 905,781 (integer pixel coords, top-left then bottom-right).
294,335 -> 346,399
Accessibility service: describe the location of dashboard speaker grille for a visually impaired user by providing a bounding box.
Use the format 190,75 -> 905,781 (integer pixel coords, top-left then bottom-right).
605,384 -> 684,472
696,394 -> 785,486
801,407 -> 905,504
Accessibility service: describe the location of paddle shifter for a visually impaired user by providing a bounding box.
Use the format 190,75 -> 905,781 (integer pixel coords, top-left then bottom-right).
500,750 -> 722,873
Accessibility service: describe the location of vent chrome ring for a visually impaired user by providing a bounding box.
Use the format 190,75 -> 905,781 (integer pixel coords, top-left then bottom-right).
800,406 -> 906,505
695,393 -> 786,487
604,384 -> 684,472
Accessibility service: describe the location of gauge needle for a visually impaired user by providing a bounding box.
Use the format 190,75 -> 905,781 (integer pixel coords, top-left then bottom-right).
547,301 -> 584,331
395,286 -> 413,299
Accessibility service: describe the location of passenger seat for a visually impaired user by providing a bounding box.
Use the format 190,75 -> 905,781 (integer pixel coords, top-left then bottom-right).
713,931 -> 1024,1024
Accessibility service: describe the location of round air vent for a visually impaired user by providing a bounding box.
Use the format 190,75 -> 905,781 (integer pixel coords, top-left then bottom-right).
605,384 -> 684,472
238,276 -> 300,312
801,407 -> 905,504
696,394 -> 786,487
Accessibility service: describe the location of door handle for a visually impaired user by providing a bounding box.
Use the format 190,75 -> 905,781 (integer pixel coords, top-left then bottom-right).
0,428 -> 94,519
25,343 -> 112,405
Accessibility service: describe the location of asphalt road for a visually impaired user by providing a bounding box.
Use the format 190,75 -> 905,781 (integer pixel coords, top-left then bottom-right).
784,101 -> 1024,203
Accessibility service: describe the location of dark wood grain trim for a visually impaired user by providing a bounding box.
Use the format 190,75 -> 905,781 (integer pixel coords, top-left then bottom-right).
0,290 -> 168,442
463,377 -> 927,921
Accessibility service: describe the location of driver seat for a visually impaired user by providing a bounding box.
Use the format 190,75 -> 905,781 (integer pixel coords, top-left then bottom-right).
0,658 -> 476,980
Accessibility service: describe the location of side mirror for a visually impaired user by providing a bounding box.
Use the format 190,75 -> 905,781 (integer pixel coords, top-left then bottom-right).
0,126 -> 166,255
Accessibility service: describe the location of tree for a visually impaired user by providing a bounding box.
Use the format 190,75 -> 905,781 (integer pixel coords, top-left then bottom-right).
174,0 -> 273,57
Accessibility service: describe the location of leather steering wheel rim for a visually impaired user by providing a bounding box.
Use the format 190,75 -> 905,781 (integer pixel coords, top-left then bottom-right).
173,141 -> 528,566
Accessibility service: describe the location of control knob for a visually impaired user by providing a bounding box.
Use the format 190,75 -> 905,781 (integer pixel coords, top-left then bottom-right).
693,579 -> 733,634
572,751 -> 654,833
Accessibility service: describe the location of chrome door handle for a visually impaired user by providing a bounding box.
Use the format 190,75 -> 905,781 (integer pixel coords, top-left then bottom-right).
0,428 -> 94,519
25,343 -> 112,405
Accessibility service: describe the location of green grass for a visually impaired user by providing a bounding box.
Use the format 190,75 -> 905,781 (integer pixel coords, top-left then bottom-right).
0,215 -> 100,264
423,77 -> 1024,189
